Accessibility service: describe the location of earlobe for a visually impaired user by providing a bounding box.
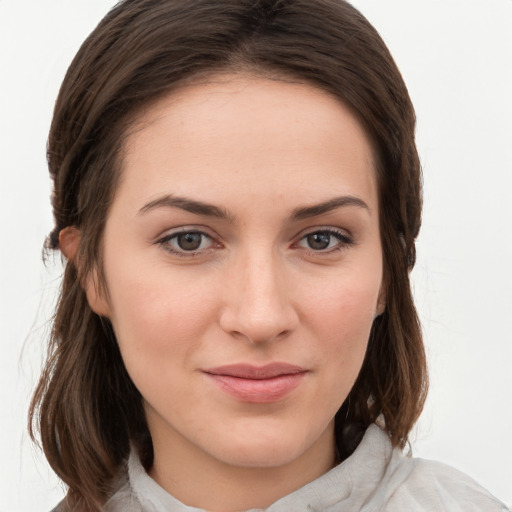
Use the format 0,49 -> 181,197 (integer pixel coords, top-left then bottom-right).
59,226 -> 111,318
84,269 -> 112,318
375,301 -> 386,318
375,284 -> 386,318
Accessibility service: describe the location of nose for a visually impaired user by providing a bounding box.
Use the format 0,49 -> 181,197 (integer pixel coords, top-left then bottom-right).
219,250 -> 299,344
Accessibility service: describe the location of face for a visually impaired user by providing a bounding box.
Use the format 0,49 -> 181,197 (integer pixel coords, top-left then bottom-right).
87,75 -> 384,473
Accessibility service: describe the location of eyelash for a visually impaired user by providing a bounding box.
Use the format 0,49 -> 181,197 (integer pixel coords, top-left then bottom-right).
157,229 -> 218,257
294,228 -> 354,254
156,227 -> 354,257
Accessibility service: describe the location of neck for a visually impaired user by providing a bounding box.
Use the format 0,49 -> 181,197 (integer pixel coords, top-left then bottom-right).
147,421 -> 337,511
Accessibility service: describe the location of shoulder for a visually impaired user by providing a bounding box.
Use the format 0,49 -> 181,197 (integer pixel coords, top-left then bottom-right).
48,467 -> 136,512
103,481 -> 142,512
350,425 -> 509,512
382,455 -> 509,512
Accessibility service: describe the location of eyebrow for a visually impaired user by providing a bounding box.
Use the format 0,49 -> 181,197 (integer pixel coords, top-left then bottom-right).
138,194 -> 370,221
138,195 -> 233,220
291,195 -> 370,220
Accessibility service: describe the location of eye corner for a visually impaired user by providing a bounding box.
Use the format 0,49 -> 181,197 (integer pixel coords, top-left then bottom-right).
293,227 -> 355,255
156,228 -> 222,258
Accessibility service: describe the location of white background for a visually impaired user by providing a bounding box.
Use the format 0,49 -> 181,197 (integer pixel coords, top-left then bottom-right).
1,1 -> 511,510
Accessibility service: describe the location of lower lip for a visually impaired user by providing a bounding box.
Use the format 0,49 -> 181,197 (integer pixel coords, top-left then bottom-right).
205,372 -> 307,403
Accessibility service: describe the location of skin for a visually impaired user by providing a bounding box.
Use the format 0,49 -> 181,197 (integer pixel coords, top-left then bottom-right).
73,74 -> 385,511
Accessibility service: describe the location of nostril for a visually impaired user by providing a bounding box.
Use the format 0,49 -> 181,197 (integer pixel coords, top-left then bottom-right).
219,306 -> 298,345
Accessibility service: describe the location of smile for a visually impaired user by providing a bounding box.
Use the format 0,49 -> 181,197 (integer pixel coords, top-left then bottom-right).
202,363 -> 308,403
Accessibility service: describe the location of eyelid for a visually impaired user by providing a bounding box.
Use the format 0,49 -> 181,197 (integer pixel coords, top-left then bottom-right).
155,225 -> 353,257
294,225 -> 353,241
156,226 -> 222,257
292,226 -> 354,253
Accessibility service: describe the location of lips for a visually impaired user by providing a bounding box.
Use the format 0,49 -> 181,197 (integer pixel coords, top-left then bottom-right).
202,363 -> 308,403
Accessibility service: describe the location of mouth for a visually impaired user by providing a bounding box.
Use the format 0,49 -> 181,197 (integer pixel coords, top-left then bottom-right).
202,363 -> 308,403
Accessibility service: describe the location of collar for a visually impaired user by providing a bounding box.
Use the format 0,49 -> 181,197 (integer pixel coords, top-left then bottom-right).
125,424 -> 394,512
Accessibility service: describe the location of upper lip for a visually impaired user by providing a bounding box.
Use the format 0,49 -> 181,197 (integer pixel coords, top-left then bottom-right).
203,363 -> 307,380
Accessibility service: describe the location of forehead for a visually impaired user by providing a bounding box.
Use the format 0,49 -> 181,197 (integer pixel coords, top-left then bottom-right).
119,74 -> 377,214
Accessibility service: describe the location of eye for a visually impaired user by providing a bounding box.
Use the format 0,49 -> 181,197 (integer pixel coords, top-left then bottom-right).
296,229 -> 352,252
158,230 -> 215,255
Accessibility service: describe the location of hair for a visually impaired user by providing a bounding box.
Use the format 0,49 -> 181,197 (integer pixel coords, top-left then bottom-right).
29,0 -> 427,509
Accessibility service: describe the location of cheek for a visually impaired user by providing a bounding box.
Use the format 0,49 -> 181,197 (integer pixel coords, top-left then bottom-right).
300,268 -> 381,371
104,263 -> 217,373
305,268 -> 380,330
310,278 -> 378,416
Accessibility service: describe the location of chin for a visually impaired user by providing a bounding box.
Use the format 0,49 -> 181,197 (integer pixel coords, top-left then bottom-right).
204,419 -> 332,469
213,440 -> 304,468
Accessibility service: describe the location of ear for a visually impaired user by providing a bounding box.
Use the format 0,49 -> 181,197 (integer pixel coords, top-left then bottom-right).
59,226 -> 80,262
59,227 -> 111,318
375,282 -> 386,318
83,269 -> 112,318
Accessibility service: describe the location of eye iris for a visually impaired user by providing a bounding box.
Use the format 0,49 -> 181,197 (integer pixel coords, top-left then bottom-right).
177,232 -> 202,251
307,232 -> 331,250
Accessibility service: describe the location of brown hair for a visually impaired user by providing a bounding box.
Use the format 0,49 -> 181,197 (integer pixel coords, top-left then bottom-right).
29,0 -> 427,509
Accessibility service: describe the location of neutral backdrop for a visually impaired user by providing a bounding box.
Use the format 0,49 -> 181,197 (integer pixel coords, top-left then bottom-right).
1,1 -> 511,510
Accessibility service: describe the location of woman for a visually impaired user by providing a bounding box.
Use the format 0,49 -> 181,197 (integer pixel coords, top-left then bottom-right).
28,0 -> 508,511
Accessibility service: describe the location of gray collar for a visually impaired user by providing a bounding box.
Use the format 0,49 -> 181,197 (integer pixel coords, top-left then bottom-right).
122,424 -> 393,512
